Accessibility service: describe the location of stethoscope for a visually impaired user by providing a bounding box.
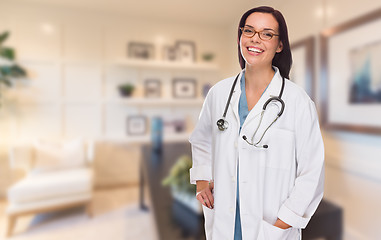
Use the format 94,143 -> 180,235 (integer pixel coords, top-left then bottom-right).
216,72 -> 285,149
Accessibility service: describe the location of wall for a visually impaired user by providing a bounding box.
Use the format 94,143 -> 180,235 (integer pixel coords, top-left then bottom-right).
282,1 -> 381,239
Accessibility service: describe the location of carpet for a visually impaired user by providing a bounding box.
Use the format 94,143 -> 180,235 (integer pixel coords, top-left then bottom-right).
1,204 -> 157,240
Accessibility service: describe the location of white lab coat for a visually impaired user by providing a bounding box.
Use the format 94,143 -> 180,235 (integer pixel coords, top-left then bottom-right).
189,67 -> 324,240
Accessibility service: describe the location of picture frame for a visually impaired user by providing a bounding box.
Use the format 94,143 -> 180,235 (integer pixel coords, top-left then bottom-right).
163,116 -> 186,134
175,41 -> 196,63
144,79 -> 161,98
172,78 -> 197,98
290,36 -> 315,101
128,42 -> 155,60
163,45 -> 177,61
320,8 -> 381,134
127,115 -> 147,135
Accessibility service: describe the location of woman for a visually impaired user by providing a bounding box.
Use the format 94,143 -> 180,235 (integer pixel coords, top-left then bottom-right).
189,6 -> 324,240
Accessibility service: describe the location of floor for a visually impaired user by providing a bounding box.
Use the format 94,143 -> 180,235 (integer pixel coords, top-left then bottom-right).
0,185 -> 158,240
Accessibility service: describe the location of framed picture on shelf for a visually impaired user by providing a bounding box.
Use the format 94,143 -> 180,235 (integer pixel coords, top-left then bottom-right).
144,79 -> 161,98
128,42 -> 155,60
172,78 -> 197,98
290,36 -> 315,100
127,115 -> 147,135
163,45 -> 177,61
163,116 -> 186,134
320,8 -> 381,134
175,41 -> 196,63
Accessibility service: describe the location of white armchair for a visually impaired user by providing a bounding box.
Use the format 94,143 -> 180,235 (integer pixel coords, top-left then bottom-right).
5,139 -> 94,237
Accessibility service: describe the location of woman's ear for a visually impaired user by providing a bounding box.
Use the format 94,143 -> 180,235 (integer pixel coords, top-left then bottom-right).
276,41 -> 283,53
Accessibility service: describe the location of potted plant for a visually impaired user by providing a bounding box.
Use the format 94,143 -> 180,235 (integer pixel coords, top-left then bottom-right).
117,83 -> 135,97
162,154 -> 201,214
201,52 -> 215,62
0,31 -> 27,107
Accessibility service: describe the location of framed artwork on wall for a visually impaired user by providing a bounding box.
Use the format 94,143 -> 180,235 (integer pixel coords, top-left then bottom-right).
320,8 -> 381,134
172,78 -> 197,98
175,41 -> 196,63
127,115 -> 147,135
163,45 -> 177,61
290,36 -> 315,101
144,79 -> 161,98
128,42 -> 155,60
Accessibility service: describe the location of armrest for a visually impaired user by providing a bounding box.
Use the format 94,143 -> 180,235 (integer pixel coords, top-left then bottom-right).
9,144 -> 34,172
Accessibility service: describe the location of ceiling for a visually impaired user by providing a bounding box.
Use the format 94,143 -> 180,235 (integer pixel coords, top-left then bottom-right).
3,0 -> 285,26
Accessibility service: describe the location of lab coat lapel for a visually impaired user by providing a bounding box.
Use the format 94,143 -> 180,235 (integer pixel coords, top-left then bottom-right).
229,70 -> 244,127
242,68 -> 283,133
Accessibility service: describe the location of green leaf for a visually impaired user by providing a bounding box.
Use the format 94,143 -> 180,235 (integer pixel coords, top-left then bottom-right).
0,47 -> 15,60
0,31 -> 9,44
0,77 -> 12,87
161,155 -> 195,195
0,64 -> 26,78
0,66 -> 11,75
10,64 -> 26,77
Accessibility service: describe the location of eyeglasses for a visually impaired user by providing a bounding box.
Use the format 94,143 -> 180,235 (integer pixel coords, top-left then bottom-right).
240,27 -> 279,40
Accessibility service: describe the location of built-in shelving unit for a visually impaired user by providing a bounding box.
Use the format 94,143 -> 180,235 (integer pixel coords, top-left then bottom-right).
104,132 -> 191,144
106,58 -> 219,143
112,59 -> 219,71
107,98 -> 205,106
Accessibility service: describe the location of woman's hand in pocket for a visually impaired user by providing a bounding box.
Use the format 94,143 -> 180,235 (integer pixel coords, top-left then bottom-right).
274,218 -> 291,229
196,181 -> 214,209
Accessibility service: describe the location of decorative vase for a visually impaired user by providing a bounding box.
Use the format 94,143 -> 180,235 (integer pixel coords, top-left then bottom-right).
151,117 -> 163,152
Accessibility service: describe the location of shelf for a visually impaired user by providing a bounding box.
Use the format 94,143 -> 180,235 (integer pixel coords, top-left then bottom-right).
107,98 -> 204,107
103,132 -> 191,144
111,59 -> 219,71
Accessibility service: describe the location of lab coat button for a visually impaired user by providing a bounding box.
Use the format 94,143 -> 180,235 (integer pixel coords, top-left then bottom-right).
231,177 -> 235,182
230,207 -> 234,212
234,141 -> 238,148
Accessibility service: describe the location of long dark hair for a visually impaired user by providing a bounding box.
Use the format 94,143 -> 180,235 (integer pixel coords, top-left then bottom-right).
237,6 -> 292,79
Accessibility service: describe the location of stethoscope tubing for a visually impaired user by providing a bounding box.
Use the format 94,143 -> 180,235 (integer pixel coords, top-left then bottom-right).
216,71 -> 286,148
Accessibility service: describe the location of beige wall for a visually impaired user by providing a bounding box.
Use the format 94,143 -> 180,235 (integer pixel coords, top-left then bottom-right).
283,1 -> 381,239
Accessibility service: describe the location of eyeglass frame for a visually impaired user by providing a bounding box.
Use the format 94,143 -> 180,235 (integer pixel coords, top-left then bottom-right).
239,27 -> 280,40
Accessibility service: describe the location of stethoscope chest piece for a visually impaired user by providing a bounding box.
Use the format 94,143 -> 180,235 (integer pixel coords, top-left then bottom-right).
216,118 -> 229,131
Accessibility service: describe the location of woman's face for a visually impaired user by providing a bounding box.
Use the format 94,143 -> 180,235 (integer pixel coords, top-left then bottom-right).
239,12 -> 283,69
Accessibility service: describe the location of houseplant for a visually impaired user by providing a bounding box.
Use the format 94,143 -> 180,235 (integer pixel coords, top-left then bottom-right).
162,154 -> 201,214
117,83 -> 135,97
0,31 -> 27,107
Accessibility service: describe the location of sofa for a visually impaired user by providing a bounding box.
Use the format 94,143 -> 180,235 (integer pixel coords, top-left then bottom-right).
5,138 -> 94,237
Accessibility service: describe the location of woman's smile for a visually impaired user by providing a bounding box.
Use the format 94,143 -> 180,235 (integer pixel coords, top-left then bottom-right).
246,46 -> 264,56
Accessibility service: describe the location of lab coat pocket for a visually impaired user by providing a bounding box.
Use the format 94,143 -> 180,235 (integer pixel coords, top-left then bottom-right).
263,128 -> 295,170
202,205 -> 214,240
261,220 -> 292,240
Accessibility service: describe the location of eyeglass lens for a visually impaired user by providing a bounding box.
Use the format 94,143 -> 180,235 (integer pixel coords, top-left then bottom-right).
241,27 -> 276,40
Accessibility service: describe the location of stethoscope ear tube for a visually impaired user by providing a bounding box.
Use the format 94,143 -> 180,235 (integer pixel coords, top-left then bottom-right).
263,97 -> 285,117
242,135 -> 268,148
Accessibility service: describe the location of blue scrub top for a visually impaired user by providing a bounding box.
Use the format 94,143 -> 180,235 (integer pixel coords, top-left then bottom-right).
234,71 -> 269,240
